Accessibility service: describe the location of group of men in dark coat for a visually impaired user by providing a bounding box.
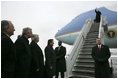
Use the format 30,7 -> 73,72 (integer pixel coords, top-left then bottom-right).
1,20 -> 45,78
1,20 -> 67,78
1,19 -> 112,78
44,39 -> 66,78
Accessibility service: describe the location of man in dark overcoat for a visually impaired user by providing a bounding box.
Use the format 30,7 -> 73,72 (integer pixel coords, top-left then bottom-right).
15,27 -> 32,78
55,41 -> 66,78
30,34 -> 45,78
1,20 -> 16,78
92,38 -> 111,78
44,39 -> 56,78
94,8 -> 101,23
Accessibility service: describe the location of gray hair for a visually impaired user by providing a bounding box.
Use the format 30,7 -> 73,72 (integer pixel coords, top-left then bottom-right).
31,34 -> 39,42
22,27 -> 32,35
1,20 -> 10,33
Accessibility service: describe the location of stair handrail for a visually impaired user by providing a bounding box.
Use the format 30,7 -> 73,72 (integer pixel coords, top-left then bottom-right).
98,15 -> 106,44
66,18 -> 94,77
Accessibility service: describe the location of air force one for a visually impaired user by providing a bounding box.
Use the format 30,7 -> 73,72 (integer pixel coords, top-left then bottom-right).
55,7 -> 117,48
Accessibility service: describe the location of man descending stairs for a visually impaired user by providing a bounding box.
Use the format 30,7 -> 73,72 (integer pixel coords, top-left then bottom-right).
69,23 -> 100,78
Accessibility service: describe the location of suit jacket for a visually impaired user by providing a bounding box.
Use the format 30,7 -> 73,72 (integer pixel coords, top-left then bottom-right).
95,9 -> 101,22
15,36 -> 31,78
92,44 -> 110,62
92,44 -> 111,78
44,45 -> 56,77
55,46 -> 66,72
1,33 -> 16,73
30,41 -> 44,77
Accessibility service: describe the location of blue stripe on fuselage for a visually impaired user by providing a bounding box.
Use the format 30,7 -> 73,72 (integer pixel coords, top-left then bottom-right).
55,7 -> 117,38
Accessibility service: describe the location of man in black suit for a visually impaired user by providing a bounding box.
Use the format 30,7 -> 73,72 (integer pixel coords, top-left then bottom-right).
91,38 -> 111,78
15,27 -> 32,78
44,39 -> 56,78
30,34 -> 45,78
94,8 -> 101,23
1,20 -> 16,78
55,41 -> 66,78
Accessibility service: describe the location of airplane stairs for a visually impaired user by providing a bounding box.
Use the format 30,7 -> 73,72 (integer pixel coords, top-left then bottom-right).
69,23 -> 100,78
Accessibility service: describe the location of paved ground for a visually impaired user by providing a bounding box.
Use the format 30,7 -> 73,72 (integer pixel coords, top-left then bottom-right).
110,49 -> 117,78
111,56 -> 117,78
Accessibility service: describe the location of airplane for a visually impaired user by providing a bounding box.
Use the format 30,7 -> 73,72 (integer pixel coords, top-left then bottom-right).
55,7 -> 117,48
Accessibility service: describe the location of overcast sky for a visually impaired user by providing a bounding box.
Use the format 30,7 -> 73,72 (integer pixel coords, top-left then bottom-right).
1,1 -> 117,54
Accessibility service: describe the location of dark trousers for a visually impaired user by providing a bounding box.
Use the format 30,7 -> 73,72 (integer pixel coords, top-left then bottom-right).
55,71 -> 64,78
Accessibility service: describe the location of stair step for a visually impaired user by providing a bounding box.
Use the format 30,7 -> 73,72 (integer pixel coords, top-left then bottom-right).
83,41 -> 96,44
85,38 -> 96,41
87,34 -> 98,36
84,42 -> 96,44
84,40 -> 96,43
89,29 -> 99,33
69,74 -> 94,78
85,38 -> 97,41
83,43 -> 96,46
88,31 -> 99,33
78,52 -> 91,56
87,31 -> 99,35
77,55 -> 93,58
85,37 -> 97,40
84,39 -> 96,43
83,44 -> 95,47
79,52 -> 92,55
78,57 -> 93,60
76,60 -> 94,63
80,49 -> 92,52
79,53 -> 92,56
87,31 -> 99,34
74,65 -> 94,70
76,62 -> 94,66
72,68 -> 94,73
87,33 -> 98,35
81,48 -> 92,51
74,64 -> 94,68
78,56 -> 92,60
84,39 -> 96,42
80,51 -> 92,53
73,66 -> 94,71
86,35 -> 98,38
84,42 -> 96,45
90,26 -> 99,28
87,32 -> 98,35
79,54 -> 92,57
82,45 -> 94,48
72,69 -> 94,75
